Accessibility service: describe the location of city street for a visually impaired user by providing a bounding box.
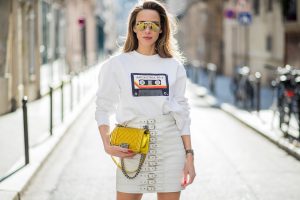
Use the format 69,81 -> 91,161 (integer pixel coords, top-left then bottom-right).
21,87 -> 300,200
1,1 -> 300,200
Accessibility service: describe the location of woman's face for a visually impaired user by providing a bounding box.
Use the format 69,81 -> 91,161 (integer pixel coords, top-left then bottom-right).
133,9 -> 162,49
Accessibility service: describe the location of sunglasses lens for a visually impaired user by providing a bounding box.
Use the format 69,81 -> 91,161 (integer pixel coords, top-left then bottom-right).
151,23 -> 159,32
136,23 -> 145,31
136,22 -> 160,32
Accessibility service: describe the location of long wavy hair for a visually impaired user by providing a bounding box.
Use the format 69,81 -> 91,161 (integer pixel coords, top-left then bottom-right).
122,0 -> 184,63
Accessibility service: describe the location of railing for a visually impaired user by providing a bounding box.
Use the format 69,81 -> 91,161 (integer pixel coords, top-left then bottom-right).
0,67 -> 96,182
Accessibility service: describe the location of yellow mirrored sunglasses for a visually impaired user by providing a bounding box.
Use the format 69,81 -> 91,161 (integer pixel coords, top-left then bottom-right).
136,21 -> 160,32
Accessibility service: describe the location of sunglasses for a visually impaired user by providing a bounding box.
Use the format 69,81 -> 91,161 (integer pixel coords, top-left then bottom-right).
135,21 -> 161,32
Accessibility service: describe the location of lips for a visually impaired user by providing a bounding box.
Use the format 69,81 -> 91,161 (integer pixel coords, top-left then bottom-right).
143,36 -> 152,40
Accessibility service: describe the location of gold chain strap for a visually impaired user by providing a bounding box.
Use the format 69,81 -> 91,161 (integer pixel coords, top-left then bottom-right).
120,154 -> 146,179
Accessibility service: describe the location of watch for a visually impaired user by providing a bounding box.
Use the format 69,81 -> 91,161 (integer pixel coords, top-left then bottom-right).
185,149 -> 194,156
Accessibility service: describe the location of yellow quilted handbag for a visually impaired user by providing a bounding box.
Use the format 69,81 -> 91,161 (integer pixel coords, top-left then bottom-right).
110,124 -> 150,179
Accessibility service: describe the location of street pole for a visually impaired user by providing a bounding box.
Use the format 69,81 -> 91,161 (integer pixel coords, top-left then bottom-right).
22,96 -> 30,164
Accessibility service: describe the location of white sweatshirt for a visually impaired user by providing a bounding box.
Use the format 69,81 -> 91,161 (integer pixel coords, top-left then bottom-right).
95,50 -> 191,135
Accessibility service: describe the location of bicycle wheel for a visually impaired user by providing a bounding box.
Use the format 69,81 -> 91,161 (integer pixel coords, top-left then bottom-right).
279,97 -> 292,137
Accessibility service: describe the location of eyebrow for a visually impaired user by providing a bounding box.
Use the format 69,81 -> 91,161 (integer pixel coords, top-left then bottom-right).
136,21 -> 160,24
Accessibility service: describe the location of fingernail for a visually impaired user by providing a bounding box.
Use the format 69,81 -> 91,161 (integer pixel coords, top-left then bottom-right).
127,150 -> 133,153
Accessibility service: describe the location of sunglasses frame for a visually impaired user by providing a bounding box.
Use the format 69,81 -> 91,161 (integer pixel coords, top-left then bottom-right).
135,21 -> 161,32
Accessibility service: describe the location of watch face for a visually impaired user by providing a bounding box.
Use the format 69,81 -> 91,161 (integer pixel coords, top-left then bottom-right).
186,149 -> 194,156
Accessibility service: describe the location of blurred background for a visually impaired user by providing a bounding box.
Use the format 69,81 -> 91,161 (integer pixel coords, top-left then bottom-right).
0,0 -> 299,114
1,0 -> 300,199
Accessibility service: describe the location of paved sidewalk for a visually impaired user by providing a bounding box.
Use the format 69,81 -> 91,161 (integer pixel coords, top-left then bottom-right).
187,76 -> 300,160
0,64 -> 100,200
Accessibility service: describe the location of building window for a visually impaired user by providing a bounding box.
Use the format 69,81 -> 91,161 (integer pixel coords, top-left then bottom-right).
253,0 -> 260,15
267,0 -> 273,12
41,1 -> 51,64
27,8 -> 36,75
282,0 -> 297,21
266,35 -> 272,52
0,0 -> 10,77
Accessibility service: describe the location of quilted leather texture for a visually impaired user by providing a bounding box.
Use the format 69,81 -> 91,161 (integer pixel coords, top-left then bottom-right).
110,126 -> 150,154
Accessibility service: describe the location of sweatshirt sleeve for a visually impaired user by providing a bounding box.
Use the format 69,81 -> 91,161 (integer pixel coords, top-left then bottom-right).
173,62 -> 191,135
95,60 -> 120,127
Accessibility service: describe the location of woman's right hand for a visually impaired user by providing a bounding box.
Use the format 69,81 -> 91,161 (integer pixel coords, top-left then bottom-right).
104,145 -> 136,158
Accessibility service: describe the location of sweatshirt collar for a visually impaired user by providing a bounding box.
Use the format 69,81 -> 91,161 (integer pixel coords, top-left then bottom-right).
132,50 -> 160,60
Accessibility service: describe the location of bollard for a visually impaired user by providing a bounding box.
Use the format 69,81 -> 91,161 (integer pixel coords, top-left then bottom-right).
255,72 -> 261,113
49,86 -> 53,135
70,76 -> 73,111
207,63 -> 217,95
22,96 -> 30,164
61,81 -> 64,122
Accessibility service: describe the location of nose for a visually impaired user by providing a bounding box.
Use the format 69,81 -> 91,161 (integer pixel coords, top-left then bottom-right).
144,26 -> 152,32
144,27 -> 152,34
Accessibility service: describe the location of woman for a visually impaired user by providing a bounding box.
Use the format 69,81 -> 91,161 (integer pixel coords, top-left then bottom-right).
95,1 -> 195,199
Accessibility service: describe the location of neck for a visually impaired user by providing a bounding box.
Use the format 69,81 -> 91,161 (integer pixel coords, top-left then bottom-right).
136,46 -> 156,56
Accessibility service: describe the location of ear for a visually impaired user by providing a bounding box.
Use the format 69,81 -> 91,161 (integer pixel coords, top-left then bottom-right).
133,26 -> 137,33
159,29 -> 162,34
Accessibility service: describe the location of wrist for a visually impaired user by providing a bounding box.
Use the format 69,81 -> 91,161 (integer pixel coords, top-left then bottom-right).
185,149 -> 194,156
104,142 -> 111,152
185,149 -> 194,160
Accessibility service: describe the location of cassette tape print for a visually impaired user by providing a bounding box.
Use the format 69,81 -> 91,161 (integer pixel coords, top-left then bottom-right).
131,73 -> 169,96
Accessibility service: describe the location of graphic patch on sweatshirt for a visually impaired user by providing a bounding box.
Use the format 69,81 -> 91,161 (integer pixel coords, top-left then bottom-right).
131,73 -> 169,96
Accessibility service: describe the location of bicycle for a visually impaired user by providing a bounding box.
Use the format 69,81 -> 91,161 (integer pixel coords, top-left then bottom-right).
273,65 -> 300,141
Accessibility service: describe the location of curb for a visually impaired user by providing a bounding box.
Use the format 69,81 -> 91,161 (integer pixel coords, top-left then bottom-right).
189,82 -> 300,161
0,66 -> 99,200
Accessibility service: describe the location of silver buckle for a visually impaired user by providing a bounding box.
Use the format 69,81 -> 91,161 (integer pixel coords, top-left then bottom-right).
147,186 -> 155,191
148,179 -> 156,184
140,186 -> 148,190
148,161 -> 158,166
148,125 -> 155,130
150,144 -> 159,149
150,132 -> 157,136
150,150 -> 156,154
148,173 -> 156,178
149,155 -> 156,160
147,119 -> 155,124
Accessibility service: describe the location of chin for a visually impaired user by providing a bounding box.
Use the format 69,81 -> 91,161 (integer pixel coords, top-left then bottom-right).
141,40 -> 156,46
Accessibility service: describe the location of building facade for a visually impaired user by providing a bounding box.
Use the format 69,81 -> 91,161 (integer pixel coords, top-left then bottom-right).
167,0 -> 224,72
0,0 -> 99,115
223,0 -> 300,84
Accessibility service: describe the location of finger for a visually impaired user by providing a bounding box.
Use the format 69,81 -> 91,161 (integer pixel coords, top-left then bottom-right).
114,146 -> 133,153
112,151 -> 133,158
181,170 -> 188,187
187,173 -> 196,186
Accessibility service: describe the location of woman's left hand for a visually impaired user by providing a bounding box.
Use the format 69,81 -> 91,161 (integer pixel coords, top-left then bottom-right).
181,155 -> 196,188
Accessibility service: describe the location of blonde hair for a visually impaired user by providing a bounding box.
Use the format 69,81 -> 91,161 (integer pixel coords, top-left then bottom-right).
122,0 -> 185,63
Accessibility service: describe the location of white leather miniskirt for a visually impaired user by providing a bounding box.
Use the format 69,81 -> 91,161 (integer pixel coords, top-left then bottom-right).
116,114 -> 186,193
